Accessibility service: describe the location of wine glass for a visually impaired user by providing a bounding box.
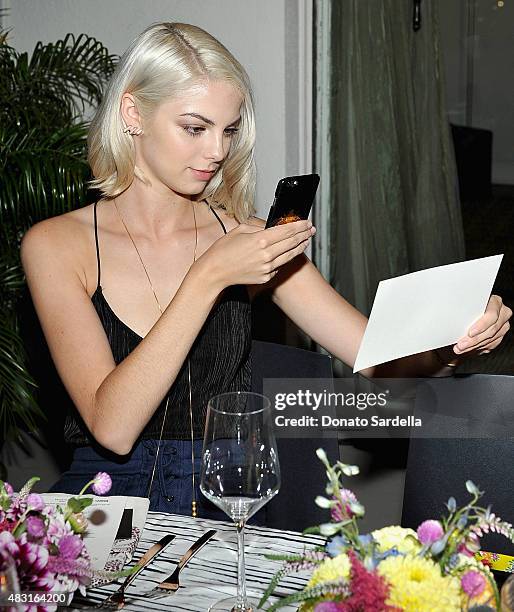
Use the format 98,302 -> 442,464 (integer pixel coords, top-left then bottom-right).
200,392 -> 280,612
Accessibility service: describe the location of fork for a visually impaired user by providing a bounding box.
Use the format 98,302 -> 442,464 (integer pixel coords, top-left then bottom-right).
145,529 -> 217,600
96,533 -> 175,609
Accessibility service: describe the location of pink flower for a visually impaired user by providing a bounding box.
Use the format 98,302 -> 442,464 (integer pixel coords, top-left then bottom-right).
461,570 -> 486,597
59,535 -> 83,560
0,531 -> 19,557
26,516 -> 46,539
417,520 -> 444,545
458,542 -> 475,557
92,472 -> 112,496
3,483 -> 13,495
26,493 -> 44,512
315,604 -> 344,611
331,489 -> 358,522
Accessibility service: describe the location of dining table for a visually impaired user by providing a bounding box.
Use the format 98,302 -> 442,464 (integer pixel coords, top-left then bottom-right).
72,511 -> 325,611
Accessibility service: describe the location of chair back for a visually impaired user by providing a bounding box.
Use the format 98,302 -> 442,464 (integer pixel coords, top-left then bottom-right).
402,374 -> 514,556
251,340 -> 338,531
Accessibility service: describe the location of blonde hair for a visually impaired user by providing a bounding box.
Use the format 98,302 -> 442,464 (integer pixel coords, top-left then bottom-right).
88,22 -> 256,221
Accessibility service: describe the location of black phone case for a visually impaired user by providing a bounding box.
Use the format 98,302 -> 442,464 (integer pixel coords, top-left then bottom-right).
265,174 -> 320,228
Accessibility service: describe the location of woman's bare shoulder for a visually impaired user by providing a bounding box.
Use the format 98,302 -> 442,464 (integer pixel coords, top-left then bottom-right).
20,204 -> 97,289
21,204 -> 94,254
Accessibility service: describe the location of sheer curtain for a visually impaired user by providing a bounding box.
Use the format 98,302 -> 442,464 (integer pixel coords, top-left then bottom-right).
314,0 -> 465,358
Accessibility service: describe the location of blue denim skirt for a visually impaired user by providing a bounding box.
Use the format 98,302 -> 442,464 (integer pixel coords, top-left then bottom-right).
49,439 -> 227,520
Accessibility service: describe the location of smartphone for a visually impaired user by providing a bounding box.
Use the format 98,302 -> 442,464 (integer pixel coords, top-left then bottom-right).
265,173 -> 320,229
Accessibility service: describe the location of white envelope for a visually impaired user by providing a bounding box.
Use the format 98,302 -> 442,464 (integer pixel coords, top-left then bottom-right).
353,255 -> 503,373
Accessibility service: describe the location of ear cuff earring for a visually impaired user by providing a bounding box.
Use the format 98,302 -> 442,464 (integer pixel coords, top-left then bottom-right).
123,125 -> 144,136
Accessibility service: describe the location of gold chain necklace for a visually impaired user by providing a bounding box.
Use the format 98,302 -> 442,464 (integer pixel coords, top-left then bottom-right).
113,198 -> 199,518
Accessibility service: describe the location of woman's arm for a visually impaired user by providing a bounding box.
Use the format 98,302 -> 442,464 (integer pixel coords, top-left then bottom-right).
21,217 -> 313,455
267,252 -> 511,377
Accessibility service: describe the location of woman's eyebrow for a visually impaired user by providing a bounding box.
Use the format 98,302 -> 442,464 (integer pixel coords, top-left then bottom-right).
179,112 -> 241,127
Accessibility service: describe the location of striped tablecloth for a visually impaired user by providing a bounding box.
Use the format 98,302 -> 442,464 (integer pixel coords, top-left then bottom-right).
78,511 -> 324,611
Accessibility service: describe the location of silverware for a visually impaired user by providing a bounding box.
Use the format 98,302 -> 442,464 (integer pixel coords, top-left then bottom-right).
97,533 -> 175,609
146,529 -> 217,600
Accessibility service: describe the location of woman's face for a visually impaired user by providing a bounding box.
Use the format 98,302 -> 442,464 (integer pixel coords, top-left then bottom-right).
134,80 -> 243,196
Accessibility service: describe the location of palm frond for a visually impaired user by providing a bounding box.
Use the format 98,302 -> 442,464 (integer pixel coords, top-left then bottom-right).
0,34 -> 117,133
0,123 -> 90,233
0,30 -> 115,454
0,310 -> 43,446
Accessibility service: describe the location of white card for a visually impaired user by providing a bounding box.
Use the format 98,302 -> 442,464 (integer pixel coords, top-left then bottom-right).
42,494 -> 127,570
353,255 -> 503,373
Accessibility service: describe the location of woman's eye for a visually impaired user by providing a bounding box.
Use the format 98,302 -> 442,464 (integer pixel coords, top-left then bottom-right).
224,128 -> 239,138
183,126 -> 205,137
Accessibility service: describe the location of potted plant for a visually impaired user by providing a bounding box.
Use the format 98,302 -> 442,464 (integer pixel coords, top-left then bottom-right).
0,21 -> 116,474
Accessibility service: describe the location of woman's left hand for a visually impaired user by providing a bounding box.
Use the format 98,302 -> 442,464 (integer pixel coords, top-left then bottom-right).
453,294 -> 512,357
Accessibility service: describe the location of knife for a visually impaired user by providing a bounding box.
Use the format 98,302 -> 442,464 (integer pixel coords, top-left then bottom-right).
97,533 -> 175,608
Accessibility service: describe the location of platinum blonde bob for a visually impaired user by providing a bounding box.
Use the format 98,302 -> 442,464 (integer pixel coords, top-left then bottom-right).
88,22 -> 256,221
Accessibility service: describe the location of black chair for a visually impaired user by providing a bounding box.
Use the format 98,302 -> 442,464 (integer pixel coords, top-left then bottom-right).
251,340 -> 338,531
402,374 -> 514,556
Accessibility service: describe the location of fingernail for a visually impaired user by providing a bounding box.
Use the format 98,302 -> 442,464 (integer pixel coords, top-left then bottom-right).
457,341 -> 469,350
311,226 -> 316,234
469,327 -> 478,337
307,221 -> 313,228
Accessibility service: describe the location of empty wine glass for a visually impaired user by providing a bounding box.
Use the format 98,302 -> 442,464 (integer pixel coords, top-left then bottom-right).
200,392 -> 280,612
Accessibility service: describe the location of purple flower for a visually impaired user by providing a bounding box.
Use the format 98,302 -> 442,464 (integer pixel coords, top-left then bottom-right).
417,519 -> 444,545
461,570 -> 486,597
26,516 -> 46,539
59,535 -> 83,560
2,482 -> 13,495
0,531 -> 19,558
331,488 -> 358,521
326,535 -> 348,557
18,539 -> 49,574
314,603 -> 343,612
26,493 -> 44,512
91,472 -> 112,496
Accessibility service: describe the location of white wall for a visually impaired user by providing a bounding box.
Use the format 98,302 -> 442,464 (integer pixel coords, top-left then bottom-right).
1,0 -> 313,487
438,0 -> 514,185
2,0 -> 313,215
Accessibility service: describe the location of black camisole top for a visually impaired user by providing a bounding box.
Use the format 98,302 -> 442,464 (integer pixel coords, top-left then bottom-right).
63,202 -> 252,445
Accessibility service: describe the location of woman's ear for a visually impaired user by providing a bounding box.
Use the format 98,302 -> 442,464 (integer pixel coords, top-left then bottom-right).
120,93 -> 142,130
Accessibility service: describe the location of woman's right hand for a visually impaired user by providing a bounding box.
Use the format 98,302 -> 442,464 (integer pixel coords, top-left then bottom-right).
194,219 -> 315,289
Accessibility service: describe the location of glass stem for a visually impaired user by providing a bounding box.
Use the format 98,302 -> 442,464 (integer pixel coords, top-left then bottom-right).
235,520 -> 248,609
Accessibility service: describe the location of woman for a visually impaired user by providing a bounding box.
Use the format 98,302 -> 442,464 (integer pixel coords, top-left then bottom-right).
21,23 -> 511,517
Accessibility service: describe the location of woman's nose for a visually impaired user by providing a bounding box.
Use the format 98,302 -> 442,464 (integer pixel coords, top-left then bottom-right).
204,132 -> 226,161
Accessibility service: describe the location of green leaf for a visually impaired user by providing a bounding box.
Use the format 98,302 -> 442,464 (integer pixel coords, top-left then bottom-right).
67,496 -> 93,513
0,30 -> 115,458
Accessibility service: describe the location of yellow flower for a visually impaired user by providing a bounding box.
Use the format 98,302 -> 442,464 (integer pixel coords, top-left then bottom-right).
378,554 -> 461,611
307,553 -> 351,588
372,525 -> 421,555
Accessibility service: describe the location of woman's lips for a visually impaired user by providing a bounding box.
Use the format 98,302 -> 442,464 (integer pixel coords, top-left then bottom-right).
190,168 -> 215,181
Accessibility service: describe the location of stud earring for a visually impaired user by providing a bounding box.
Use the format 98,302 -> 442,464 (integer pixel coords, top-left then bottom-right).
123,125 -> 144,136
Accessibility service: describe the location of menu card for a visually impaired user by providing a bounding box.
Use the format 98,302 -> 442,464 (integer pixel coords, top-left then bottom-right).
41,494 -> 149,571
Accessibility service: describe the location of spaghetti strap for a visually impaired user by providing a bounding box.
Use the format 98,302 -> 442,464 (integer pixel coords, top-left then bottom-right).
93,202 -> 101,288
209,205 -> 227,235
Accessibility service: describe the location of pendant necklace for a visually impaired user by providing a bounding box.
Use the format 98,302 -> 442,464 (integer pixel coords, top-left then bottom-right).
113,198 -> 199,517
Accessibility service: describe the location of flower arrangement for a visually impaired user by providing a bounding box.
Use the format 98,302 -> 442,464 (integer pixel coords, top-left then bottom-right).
259,449 -> 514,612
0,472 -> 115,610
